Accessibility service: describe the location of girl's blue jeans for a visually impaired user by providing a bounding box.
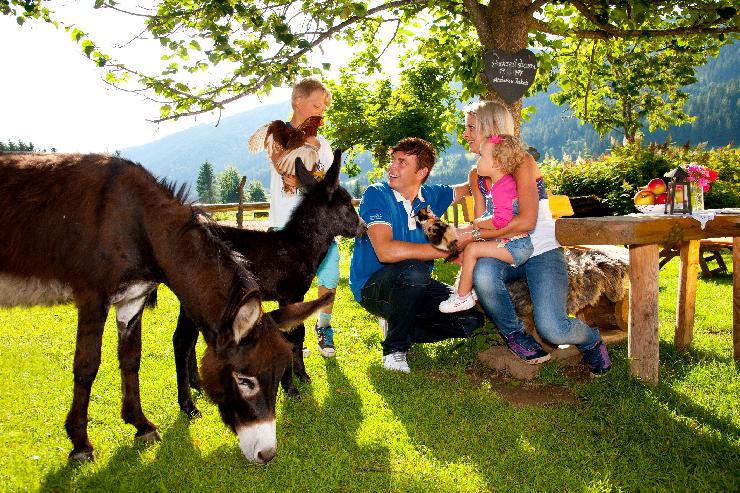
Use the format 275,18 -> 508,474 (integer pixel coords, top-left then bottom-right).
472,247 -> 600,351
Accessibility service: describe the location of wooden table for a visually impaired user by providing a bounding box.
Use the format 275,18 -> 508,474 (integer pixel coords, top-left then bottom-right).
555,214 -> 740,384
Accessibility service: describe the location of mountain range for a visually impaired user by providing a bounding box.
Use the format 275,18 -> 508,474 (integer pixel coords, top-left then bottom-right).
122,43 -> 738,191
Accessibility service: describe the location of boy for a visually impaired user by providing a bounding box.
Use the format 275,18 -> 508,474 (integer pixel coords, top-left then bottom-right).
254,77 -> 340,357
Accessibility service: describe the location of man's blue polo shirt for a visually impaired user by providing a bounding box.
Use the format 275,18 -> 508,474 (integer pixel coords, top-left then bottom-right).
349,181 -> 454,302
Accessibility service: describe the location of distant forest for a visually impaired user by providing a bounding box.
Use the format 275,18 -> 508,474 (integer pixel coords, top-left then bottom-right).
119,42 -> 736,192
425,42 -> 738,187
521,42 -> 738,160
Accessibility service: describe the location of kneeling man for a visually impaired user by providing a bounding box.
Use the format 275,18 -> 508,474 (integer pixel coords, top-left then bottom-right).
349,137 -> 484,373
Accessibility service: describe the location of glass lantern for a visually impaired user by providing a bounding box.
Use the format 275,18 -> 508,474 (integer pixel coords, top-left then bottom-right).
663,167 -> 692,214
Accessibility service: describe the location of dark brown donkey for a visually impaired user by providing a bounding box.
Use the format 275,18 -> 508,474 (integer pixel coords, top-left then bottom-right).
174,150 -> 366,417
0,153 -> 330,464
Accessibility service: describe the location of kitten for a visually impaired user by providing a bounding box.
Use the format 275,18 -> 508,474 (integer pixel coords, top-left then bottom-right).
414,206 -> 460,261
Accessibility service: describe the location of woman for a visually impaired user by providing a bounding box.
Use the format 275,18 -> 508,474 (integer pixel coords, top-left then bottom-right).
457,100 -> 611,376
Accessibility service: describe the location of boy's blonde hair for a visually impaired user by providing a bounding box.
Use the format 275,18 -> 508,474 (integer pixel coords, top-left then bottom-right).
485,134 -> 527,175
291,77 -> 332,107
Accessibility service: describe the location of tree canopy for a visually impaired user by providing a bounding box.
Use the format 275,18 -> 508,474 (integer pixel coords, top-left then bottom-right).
5,0 -> 737,154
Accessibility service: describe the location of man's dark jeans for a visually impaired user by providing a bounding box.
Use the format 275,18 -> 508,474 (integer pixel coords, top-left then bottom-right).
360,260 -> 484,355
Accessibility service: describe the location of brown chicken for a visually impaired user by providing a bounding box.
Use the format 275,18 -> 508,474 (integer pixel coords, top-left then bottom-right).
248,116 -> 325,193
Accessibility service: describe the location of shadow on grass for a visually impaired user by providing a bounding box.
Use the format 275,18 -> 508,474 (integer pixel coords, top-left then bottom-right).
369,340 -> 739,492
39,361 -> 396,492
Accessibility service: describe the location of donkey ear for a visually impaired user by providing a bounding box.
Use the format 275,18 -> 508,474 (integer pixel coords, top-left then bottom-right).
269,292 -> 335,333
232,297 -> 262,344
295,157 -> 319,189
321,149 -> 342,194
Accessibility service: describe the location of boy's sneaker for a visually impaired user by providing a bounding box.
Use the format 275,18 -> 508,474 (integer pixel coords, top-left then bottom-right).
382,352 -> 410,373
581,340 -> 611,377
501,330 -> 551,364
379,318 -> 388,339
302,346 -> 312,357
439,292 -> 476,313
314,323 -> 335,357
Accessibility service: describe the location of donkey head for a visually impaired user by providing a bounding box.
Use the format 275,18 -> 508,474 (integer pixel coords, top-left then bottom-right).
294,150 -> 367,238
199,292 -> 333,464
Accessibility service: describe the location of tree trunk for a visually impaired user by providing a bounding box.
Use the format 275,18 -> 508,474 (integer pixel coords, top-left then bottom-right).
467,0 -> 532,136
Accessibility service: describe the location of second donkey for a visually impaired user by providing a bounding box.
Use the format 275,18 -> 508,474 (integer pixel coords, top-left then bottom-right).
174,150 -> 366,416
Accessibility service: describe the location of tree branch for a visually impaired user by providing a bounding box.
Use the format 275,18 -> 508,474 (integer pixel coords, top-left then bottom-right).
149,0 -> 430,122
531,16 -> 738,41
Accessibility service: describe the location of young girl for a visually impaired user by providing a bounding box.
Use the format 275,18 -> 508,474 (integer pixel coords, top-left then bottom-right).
439,134 -> 534,313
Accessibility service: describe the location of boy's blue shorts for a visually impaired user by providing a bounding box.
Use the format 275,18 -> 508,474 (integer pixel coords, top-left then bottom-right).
316,240 -> 340,289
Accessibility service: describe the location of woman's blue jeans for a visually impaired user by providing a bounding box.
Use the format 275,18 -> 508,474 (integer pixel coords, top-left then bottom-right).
472,247 -> 599,351
360,260 -> 484,355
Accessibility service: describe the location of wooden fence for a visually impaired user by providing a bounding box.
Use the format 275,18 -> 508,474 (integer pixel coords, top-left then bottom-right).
197,199 -> 469,227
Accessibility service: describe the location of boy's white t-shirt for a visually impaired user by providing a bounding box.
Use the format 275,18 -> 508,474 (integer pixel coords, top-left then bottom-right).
268,134 -> 333,228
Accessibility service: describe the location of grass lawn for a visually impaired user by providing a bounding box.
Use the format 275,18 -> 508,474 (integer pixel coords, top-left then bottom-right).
1,240 -> 737,492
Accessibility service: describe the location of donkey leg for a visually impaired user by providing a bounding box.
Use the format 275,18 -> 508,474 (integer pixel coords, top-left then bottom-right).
173,307 -> 201,418
187,344 -> 201,390
65,299 -> 108,462
291,323 -> 310,383
116,299 -> 160,443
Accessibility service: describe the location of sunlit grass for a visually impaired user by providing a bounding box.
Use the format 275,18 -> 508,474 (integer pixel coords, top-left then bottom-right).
0,243 -> 736,492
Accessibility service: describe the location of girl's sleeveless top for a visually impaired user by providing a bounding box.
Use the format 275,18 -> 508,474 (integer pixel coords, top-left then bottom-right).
478,175 -> 560,257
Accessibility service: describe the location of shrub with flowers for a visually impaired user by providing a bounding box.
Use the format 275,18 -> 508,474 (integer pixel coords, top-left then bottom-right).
686,163 -> 719,192
541,143 -> 738,215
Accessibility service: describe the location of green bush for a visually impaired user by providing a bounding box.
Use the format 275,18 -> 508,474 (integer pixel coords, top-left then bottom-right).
541,143 -> 739,215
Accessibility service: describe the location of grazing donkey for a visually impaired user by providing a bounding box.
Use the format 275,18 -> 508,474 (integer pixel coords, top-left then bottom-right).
174,150 -> 367,417
0,153 -> 329,464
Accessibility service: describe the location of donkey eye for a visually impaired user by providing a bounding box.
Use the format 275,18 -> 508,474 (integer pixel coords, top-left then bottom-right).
233,372 -> 260,398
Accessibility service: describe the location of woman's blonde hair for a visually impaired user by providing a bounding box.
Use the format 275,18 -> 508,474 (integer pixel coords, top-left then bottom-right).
463,100 -> 515,139
484,134 -> 527,175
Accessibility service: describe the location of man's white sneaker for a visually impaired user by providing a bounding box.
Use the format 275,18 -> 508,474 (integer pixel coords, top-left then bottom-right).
439,292 -> 476,313
379,318 -> 388,339
382,352 -> 410,373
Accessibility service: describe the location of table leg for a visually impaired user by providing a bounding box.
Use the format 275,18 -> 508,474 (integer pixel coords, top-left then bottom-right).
675,240 -> 700,349
628,243 -> 660,384
734,237 -> 739,361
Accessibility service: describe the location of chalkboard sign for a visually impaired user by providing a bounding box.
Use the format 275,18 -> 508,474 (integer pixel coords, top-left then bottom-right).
483,48 -> 538,104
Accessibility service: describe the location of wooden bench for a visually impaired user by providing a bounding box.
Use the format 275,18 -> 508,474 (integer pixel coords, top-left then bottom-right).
659,238 -> 732,277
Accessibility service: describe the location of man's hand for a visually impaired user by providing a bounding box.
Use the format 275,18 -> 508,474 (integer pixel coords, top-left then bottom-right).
450,249 -> 464,267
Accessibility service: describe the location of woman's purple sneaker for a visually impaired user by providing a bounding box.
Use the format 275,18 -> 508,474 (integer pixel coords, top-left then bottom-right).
581,341 -> 611,377
501,331 -> 551,364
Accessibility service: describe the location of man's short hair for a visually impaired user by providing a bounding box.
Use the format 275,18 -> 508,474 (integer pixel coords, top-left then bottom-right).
389,137 -> 436,182
291,77 -> 332,106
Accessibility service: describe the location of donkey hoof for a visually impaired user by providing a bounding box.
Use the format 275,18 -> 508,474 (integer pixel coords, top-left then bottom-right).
68,449 -> 95,463
185,406 -> 202,420
285,386 -> 301,399
135,429 -> 162,443
296,372 -> 311,383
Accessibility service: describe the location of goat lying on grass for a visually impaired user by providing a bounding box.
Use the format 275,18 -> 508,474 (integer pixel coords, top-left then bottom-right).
174,150 -> 367,417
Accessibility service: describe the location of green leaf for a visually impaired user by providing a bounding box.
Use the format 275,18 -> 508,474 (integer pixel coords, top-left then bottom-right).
70,28 -> 85,43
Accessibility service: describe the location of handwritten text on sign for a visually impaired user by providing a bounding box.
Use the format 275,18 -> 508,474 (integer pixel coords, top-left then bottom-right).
483,48 -> 538,103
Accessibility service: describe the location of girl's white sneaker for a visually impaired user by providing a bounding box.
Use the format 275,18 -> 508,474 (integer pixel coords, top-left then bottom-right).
439,292 -> 476,313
